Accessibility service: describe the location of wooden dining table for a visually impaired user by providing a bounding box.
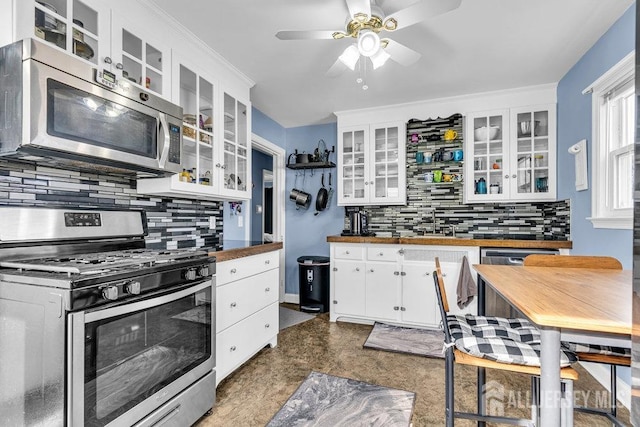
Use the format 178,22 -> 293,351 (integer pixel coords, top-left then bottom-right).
474,264 -> 632,426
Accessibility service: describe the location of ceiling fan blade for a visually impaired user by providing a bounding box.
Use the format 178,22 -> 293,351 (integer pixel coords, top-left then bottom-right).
326,57 -> 349,78
276,30 -> 341,40
345,0 -> 371,20
383,38 -> 421,66
384,0 -> 461,31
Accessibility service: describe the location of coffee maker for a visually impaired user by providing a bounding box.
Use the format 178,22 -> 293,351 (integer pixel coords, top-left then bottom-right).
341,207 -> 375,236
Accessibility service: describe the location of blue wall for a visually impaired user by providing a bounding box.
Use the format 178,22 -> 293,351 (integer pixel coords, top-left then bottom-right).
251,107 -> 342,295
557,3 -> 635,268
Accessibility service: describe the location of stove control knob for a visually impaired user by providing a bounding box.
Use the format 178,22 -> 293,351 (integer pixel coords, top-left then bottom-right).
198,266 -> 210,277
102,286 -> 118,301
125,281 -> 141,295
184,268 -> 197,281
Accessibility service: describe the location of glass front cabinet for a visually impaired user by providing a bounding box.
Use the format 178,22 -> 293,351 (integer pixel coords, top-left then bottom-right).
338,122 -> 406,206
137,57 -> 251,200
464,105 -> 556,203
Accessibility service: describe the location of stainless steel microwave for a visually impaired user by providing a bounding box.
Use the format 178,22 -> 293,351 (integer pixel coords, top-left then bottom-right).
0,39 -> 183,176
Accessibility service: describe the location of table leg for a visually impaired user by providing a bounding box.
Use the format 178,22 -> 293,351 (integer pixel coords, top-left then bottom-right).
540,326 -> 563,426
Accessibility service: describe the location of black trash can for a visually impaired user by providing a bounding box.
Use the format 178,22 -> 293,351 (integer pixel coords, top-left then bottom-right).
297,256 -> 330,313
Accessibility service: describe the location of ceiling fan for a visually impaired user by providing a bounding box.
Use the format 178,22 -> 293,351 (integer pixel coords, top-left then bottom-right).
276,0 -> 462,76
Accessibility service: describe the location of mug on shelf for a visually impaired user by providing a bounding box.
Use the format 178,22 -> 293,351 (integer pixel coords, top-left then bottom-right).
433,170 -> 443,183
443,129 -> 458,141
424,172 -> 434,183
416,151 -> 424,164
453,149 -> 464,161
443,174 -> 453,182
442,151 -> 454,161
424,152 -> 433,164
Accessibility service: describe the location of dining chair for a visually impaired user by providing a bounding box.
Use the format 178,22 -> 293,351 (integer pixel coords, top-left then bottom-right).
523,254 -> 629,426
433,257 -> 578,426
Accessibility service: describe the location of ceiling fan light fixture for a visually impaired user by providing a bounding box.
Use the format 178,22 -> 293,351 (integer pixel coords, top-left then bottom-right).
339,44 -> 360,70
357,30 -> 380,57
370,48 -> 390,69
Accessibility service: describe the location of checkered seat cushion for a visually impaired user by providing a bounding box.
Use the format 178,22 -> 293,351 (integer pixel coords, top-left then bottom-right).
447,314 -> 577,367
562,342 -> 631,357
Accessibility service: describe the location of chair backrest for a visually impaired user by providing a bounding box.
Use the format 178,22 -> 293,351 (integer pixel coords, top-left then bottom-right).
433,257 -> 453,343
523,254 -> 622,270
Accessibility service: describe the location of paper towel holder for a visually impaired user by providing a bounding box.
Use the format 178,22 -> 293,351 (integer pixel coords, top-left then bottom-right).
568,139 -> 588,191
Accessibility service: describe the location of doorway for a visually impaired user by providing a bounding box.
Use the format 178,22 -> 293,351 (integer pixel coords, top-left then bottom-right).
251,134 -> 286,302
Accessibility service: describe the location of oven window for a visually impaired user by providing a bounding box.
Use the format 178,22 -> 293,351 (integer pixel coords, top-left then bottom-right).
82,287 -> 211,426
47,79 -> 157,158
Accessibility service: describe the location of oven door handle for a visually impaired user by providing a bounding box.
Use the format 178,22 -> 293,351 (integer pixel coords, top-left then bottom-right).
82,279 -> 211,323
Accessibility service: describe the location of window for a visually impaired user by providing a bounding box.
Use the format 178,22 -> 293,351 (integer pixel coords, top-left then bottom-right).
584,51 -> 635,229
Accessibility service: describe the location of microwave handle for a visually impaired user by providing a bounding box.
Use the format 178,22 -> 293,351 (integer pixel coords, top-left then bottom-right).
157,112 -> 170,169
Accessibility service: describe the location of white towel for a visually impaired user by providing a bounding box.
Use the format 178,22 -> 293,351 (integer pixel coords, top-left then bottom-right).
456,256 -> 477,309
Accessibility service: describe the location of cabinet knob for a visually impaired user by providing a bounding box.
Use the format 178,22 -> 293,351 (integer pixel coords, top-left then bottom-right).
333,300 -> 338,304
512,174 -> 517,178
394,271 -> 400,276
355,267 -> 360,272
265,323 -> 270,328
115,63 -> 123,70
400,307 -> 406,311
345,250 -> 350,254
221,164 -> 227,169
401,271 -> 406,276
505,174 -> 509,179
369,268 -> 374,273
393,306 -> 399,311
230,302 -> 237,308
104,56 -> 112,64
364,182 -> 369,185
333,267 -> 338,271
265,260 -> 270,264
230,346 -> 237,352
230,268 -> 237,274
378,252 -> 384,256
216,163 -> 221,168
370,181 -> 374,185
265,287 -> 270,292
398,249 -> 405,255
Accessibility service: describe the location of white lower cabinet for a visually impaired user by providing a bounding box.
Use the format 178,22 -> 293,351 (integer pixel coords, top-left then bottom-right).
330,243 -> 478,327
215,251 -> 280,385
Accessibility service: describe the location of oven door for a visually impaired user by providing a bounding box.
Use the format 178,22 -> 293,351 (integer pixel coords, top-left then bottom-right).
68,279 -> 214,427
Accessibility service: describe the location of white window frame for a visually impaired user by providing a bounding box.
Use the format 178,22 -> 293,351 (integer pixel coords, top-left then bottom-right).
583,51 -> 635,229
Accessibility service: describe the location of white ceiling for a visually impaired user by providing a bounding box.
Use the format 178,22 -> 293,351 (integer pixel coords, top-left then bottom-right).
149,0 -> 633,128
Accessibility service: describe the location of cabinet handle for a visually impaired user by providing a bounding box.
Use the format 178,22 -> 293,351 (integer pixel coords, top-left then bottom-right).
393,306 -> 399,311
333,267 -> 338,271
115,62 -> 123,70
355,267 -> 360,272
230,302 -> 237,308
230,268 -> 237,274
265,323 -> 270,328
104,56 -> 112,64
394,271 -> 400,276
512,174 -> 517,178
400,307 -> 406,311
265,260 -> 270,264
265,287 -> 270,292
401,271 -> 406,276
230,346 -> 237,352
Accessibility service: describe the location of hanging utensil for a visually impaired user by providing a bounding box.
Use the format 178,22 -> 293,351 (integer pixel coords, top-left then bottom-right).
327,172 -> 334,206
315,172 -> 328,215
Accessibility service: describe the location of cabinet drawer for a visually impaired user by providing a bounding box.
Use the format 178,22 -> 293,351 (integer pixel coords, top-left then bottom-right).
333,246 -> 364,260
217,251 -> 279,285
216,302 -> 278,380
216,268 -> 279,332
367,246 -> 398,262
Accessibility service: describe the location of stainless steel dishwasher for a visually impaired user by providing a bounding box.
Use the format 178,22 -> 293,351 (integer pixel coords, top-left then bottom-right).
480,247 -> 559,317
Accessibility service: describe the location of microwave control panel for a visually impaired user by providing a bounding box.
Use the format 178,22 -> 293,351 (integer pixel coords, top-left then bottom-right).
168,124 -> 181,164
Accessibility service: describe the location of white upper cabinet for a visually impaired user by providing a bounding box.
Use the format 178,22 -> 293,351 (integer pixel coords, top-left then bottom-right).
136,56 -> 252,200
464,104 -> 556,203
16,1 -> 171,98
338,121 -> 406,206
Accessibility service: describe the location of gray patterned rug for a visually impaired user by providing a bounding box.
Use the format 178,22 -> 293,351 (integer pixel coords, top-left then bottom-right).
363,322 -> 445,359
279,306 -> 316,331
266,371 -> 415,427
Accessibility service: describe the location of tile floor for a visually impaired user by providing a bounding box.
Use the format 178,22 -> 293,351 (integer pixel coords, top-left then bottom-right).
196,307 -> 630,426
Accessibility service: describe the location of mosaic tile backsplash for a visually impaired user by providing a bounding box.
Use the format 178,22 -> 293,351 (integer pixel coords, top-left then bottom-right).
362,114 -> 570,240
0,160 -> 223,250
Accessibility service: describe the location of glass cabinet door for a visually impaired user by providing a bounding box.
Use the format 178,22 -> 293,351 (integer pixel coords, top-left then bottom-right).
32,0 -> 100,65
512,109 -> 551,197
223,93 -> 248,193
339,127 -> 368,203
178,65 -> 215,188
371,125 -> 400,202
471,112 -> 508,199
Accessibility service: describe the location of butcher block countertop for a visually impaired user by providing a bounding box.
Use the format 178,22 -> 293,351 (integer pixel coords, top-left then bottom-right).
326,235 -> 572,250
209,241 -> 283,262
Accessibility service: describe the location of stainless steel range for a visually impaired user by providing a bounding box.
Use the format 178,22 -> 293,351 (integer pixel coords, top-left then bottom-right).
0,207 -> 216,426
